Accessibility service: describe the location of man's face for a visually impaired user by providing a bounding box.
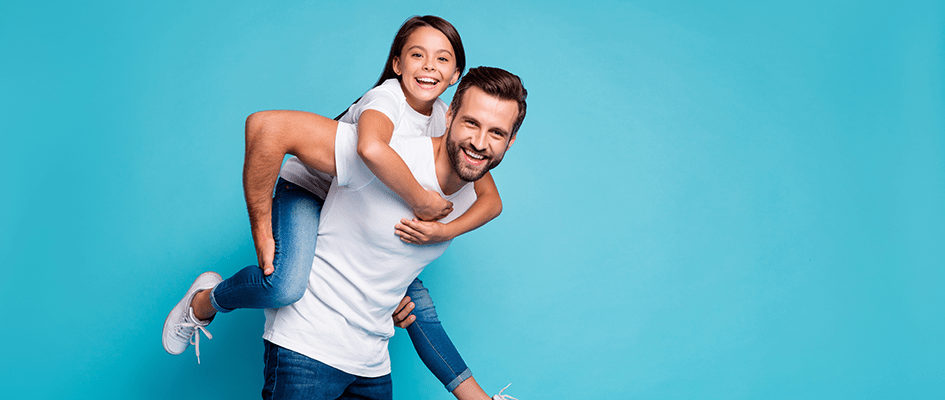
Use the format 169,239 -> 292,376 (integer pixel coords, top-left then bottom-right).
445,86 -> 519,182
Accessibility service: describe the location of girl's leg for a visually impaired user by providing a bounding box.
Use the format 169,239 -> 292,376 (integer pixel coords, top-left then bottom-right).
209,179 -> 323,312
164,179 -> 324,360
405,279 -> 490,400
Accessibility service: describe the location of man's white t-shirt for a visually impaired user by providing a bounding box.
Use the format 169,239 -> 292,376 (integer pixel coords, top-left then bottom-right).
279,78 -> 449,198
263,123 -> 476,377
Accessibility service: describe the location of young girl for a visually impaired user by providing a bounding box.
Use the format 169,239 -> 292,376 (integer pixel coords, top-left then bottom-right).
163,16 -> 512,400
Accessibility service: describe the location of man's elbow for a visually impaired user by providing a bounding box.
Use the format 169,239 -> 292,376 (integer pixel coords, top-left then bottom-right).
246,111 -> 288,152
246,111 -> 266,145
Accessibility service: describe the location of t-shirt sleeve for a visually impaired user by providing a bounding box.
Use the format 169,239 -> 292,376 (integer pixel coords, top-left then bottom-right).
334,122 -> 375,190
349,85 -> 400,124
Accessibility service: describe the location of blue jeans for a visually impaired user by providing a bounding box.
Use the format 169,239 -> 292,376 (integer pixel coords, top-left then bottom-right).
210,179 -> 321,311
404,279 -> 473,392
263,340 -> 392,400
211,179 -> 472,392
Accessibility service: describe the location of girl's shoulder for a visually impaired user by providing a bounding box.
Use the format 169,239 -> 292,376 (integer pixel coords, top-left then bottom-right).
362,79 -> 405,104
350,79 -> 406,123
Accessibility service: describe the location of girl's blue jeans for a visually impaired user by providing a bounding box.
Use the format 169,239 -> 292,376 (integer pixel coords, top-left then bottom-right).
210,178 -> 472,392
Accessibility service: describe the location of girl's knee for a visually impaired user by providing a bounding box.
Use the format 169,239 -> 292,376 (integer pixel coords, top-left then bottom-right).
266,277 -> 307,308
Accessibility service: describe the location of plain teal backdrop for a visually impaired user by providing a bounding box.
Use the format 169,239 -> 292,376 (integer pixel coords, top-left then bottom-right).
2,0 -> 943,398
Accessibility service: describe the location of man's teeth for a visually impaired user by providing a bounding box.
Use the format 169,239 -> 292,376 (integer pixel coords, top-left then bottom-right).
464,149 -> 484,160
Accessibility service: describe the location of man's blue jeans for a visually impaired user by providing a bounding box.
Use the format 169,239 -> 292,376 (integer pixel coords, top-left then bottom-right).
210,179 -> 472,392
263,340 -> 392,400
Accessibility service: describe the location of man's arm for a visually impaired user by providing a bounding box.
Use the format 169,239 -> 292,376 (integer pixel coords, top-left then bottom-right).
243,110 -> 338,275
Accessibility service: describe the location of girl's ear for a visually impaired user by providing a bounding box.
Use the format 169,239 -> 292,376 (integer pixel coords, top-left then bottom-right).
449,69 -> 460,85
392,56 -> 402,76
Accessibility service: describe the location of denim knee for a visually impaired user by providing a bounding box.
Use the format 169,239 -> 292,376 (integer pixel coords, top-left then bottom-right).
265,274 -> 307,308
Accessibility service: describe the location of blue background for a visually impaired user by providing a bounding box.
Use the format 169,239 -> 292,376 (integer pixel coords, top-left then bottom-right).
2,1 -> 943,398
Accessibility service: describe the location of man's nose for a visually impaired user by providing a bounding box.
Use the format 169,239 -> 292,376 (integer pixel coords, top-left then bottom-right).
471,130 -> 488,150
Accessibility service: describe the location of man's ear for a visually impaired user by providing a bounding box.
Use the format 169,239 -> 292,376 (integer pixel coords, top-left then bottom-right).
445,106 -> 453,126
392,56 -> 402,76
506,134 -> 516,150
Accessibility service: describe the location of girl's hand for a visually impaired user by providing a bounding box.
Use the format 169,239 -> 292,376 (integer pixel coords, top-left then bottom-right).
392,296 -> 416,328
395,218 -> 454,244
412,189 -> 453,221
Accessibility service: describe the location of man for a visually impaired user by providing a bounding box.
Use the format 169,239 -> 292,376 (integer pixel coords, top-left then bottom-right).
180,67 -> 526,399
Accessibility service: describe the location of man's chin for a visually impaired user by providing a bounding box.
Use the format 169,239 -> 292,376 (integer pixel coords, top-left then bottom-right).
456,166 -> 488,182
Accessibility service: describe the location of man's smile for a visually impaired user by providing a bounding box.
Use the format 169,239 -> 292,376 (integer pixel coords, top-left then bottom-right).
462,147 -> 486,166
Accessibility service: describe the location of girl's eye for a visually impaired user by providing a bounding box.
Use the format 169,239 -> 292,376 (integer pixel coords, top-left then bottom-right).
438,57 -> 449,62
411,53 -> 422,58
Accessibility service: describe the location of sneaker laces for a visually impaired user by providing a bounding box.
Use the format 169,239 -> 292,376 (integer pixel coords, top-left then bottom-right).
493,383 -> 518,400
176,308 -> 213,364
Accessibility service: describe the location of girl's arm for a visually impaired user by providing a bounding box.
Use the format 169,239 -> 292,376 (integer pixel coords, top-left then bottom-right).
395,172 -> 502,244
356,110 -> 453,221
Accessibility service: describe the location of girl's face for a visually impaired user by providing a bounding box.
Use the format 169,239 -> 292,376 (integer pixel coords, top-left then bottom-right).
392,26 -> 461,115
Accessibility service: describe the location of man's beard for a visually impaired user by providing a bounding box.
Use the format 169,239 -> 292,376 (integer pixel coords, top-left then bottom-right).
445,126 -> 505,182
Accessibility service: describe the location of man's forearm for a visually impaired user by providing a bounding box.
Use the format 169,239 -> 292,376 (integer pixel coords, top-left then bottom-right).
241,110 -> 340,240
243,112 -> 284,240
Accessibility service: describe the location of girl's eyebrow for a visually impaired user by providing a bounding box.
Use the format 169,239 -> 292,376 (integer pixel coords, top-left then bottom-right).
406,44 -> 453,56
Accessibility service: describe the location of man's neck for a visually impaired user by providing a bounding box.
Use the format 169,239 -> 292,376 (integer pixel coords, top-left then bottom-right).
431,136 -> 466,196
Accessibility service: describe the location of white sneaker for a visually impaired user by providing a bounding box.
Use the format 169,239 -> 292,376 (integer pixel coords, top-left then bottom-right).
493,383 -> 519,400
162,271 -> 222,363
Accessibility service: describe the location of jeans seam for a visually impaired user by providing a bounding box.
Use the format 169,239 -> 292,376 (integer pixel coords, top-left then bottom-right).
272,344 -> 280,399
416,321 -> 464,382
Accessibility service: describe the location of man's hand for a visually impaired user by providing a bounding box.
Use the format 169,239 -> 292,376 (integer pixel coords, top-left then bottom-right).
395,218 -> 454,245
411,189 -> 453,221
392,296 -> 416,328
253,230 -> 276,276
